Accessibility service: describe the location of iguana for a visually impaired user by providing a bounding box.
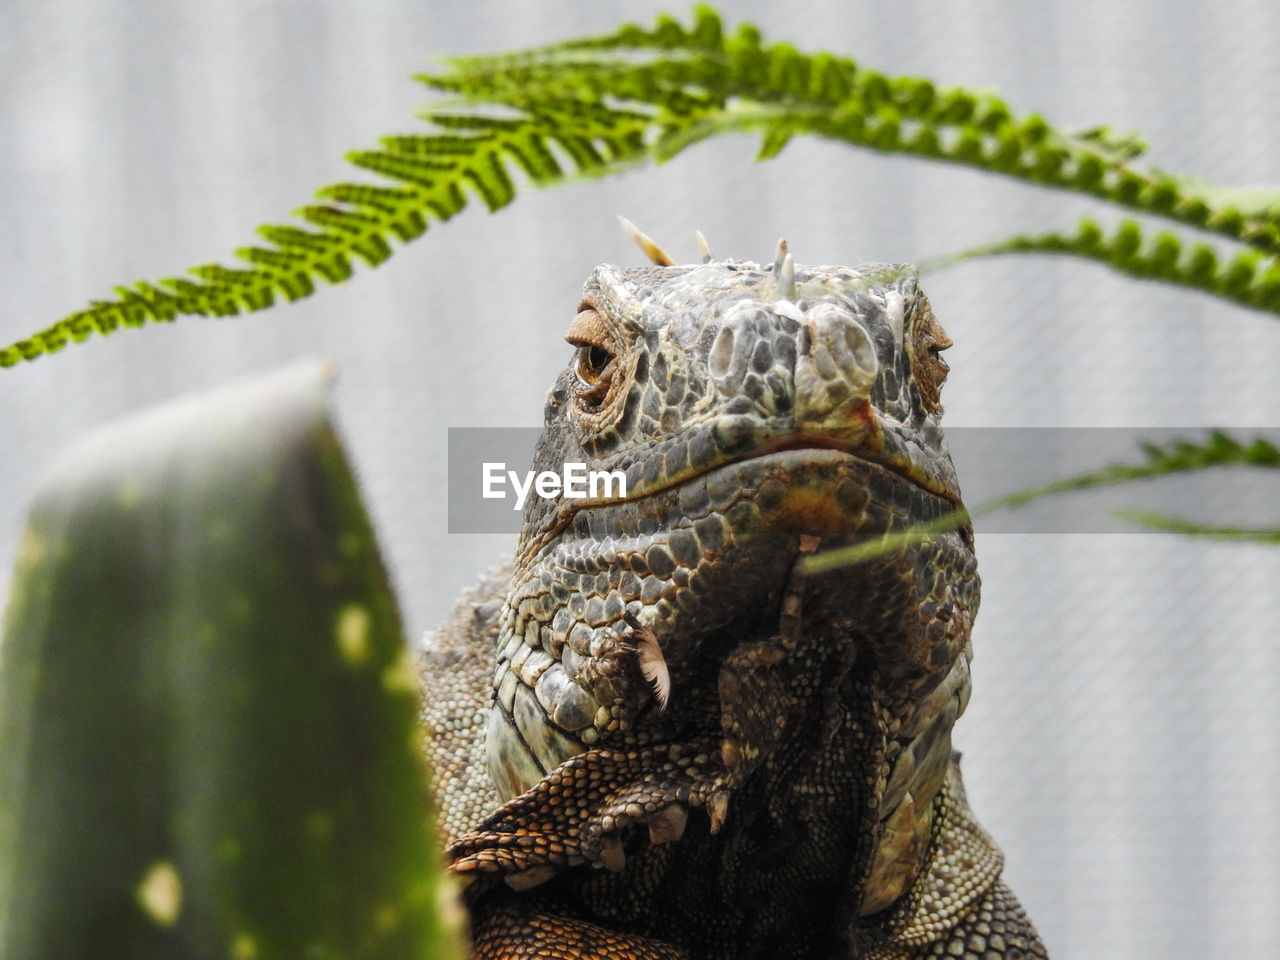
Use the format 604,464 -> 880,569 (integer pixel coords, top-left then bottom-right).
420,228 -> 1048,959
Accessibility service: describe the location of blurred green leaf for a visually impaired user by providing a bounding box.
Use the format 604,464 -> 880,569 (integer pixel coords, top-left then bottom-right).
0,362 -> 465,959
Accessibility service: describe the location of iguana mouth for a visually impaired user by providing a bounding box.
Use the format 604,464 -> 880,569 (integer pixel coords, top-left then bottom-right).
731,432 -> 965,510
526,430 -> 964,562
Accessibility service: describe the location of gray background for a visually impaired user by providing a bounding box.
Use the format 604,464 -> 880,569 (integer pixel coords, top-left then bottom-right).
3,1 -> 1279,955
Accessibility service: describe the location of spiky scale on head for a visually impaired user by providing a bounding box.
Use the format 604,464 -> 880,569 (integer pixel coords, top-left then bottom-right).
614,220 -> 805,300
617,215 -> 674,266
777,252 -> 796,299
695,230 -> 713,264
772,237 -> 789,276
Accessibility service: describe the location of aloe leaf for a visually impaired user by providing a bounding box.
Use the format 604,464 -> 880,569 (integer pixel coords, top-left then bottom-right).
0,362 -> 464,959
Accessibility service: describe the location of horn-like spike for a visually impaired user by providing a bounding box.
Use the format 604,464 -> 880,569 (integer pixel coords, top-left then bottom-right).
772,238 -> 789,277
696,230 -> 714,263
778,252 -> 796,299
708,791 -> 731,835
618,215 -> 674,266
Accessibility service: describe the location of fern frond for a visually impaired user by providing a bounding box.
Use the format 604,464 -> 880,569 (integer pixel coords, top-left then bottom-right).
1,105 -> 650,367
942,218 -> 1280,316
9,5 -> 1280,367
985,431 -> 1280,511
800,507 -> 973,574
1111,511 -> 1280,542
801,431 -> 1280,570
421,5 -> 1280,257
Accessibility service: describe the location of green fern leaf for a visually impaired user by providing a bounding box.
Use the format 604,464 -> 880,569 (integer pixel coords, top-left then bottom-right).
1070,125 -> 1148,161
802,431 -> 1280,571
986,430 -> 1280,511
419,6 -> 1280,262
942,218 -> 1280,316
1110,511 -> 1280,542
2,100 -> 648,366
9,4 -> 1280,367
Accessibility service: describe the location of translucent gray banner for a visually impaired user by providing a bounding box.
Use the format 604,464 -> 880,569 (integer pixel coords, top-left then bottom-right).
447,427 -> 1280,535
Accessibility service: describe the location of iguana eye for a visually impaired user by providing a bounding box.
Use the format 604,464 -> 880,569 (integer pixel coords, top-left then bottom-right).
575,345 -> 613,386
571,344 -> 616,405
565,307 -> 617,404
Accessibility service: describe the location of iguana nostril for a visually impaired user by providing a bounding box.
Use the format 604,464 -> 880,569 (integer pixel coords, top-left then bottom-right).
806,304 -> 877,384
794,304 -> 879,424
838,318 -> 878,379
707,303 -> 782,392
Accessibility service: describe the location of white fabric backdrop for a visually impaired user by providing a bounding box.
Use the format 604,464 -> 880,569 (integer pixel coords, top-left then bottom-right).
3,2 -> 1279,955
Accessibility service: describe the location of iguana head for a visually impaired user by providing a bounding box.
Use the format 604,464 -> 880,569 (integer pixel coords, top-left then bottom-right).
517,253 -> 961,559
486,248 -> 977,840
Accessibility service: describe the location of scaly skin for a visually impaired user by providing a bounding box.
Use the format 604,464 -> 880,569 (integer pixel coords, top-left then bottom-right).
420,255 -> 1047,959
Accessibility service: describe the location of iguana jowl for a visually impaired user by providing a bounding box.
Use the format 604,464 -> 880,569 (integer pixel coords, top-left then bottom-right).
421,237 -> 1047,959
